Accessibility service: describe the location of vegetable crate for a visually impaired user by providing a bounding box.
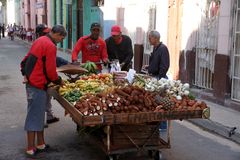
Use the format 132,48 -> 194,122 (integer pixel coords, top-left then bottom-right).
48,88 -> 209,160
101,123 -> 171,160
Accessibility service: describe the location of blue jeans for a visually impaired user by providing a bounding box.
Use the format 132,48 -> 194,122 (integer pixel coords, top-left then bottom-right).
160,121 -> 167,130
153,75 -> 168,130
25,84 -> 47,131
56,57 -> 69,67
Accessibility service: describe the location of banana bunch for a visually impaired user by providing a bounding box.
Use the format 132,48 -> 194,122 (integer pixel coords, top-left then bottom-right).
59,81 -> 77,96
132,81 -> 145,88
75,79 -> 102,93
59,87 -> 71,96
132,74 -> 146,88
81,61 -> 97,73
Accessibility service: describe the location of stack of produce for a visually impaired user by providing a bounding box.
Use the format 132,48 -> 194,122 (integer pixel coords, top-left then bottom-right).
74,85 -> 207,116
58,73 -> 114,104
81,61 -> 98,74
79,73 -> 113,84
112,71 -> 128,86
145,78 -> 191,100
132,74 -> 150,88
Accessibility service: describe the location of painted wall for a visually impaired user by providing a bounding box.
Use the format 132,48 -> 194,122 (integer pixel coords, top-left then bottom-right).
0,3 -> 3,24
14,0 -> 21,25
30,0 -> 36,29
47,0 -> 51,26
181,0 -> 203,51
7,0 -> 15,24
36,0 -> 45,24
20,0 -> 25,27
217,0 -> 232,56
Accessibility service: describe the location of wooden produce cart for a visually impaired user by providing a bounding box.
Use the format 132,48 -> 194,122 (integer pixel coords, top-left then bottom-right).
49,87 -> 210,160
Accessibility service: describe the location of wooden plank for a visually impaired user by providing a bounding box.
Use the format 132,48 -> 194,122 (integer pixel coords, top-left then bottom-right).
83,116 -> 103,126
49,88 -> 208,126
49,88 -> 83,126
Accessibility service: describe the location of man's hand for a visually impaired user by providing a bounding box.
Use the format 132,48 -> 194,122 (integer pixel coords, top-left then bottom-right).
60,79 -> 65,87
22,76 -> 28,84
142,65 -> 149,70
120,62 -> 125,68
71,60 -> 79,65
103,59 -> 110,66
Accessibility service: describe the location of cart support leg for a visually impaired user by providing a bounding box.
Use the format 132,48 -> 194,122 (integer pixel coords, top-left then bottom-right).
107,125 -> 111,152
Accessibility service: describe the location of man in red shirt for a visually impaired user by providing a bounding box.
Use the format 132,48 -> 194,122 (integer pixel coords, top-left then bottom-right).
20,25 -> 67,158
71,22 -> 108,71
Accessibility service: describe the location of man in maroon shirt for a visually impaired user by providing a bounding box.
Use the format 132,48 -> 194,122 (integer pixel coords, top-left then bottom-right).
71,22 -> 108,71
20,25 -> 67,158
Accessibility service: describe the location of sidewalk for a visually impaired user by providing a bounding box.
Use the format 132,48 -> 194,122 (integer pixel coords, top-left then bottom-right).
189,88 -> 240,145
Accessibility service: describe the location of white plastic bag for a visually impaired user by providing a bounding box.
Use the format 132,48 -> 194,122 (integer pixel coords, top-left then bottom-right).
126,69 -> 136,83
110,60 -> 121,73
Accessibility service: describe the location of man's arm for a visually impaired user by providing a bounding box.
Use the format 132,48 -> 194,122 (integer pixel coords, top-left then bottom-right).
101,40 -> 108,63
20,53 -> 29,76
158,46 -> 170,78
122,37 -> 133,66
45,47 -> 62,85
71,38 -> 83,62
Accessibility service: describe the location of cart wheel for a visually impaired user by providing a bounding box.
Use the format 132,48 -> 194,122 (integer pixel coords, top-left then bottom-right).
153,150 -> 162,160
148,150 -> 153,158
76,125 -> 80,132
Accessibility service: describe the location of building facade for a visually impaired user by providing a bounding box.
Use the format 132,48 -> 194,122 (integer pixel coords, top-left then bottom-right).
101,0 -> 240,108
7,0 -> 240,108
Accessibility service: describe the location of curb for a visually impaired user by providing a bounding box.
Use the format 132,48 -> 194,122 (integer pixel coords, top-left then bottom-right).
188,119 -> 240,145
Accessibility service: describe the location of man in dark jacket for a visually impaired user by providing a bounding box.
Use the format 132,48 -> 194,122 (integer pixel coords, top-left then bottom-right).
147,30 -> 170,79
0,23 -> 2,39
105,25 -> 133,71
20,25 -> 67,158
146,30 -> 170,131
2,24 -> 5,38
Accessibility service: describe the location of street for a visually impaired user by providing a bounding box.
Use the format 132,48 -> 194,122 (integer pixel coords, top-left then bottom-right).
0,38 -> 239,160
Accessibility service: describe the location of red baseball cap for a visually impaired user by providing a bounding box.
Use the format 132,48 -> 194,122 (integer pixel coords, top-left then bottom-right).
111,25 -> 121,36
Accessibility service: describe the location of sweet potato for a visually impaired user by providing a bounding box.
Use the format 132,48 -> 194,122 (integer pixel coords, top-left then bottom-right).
111,109 -> 117,114
187,100 -> 196,106
131,105 -> 139,112
200,101 -> 207,109
82,101 -> 90,109
123,106 -> 129,112
127,96 -> 134,102
138,104 -> 143,111
102,103 -> 108,111
115,106 -> 121,111
133,95 -> 139,103
123,87 -> 132,94
106,100 -> 113,107
115,89 -> 130,97
142,107 -> 148,112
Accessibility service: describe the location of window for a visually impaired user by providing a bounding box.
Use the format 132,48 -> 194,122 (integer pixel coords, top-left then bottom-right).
144,5 -> 156,54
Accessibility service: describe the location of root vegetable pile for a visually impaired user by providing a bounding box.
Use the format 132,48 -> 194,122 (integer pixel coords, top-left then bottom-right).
74,86 -> 207,116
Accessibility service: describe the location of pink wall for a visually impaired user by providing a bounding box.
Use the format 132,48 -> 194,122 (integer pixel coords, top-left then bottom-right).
30,0 -> 36,30
21,0 -> 51,30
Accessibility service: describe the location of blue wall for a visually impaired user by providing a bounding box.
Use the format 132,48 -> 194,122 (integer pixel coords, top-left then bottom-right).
103,20 -> 115,39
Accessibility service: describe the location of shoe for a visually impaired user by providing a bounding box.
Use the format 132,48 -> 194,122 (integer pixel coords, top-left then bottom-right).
47,117 -> 59,124
36,144 -> 50,153
25,148 -> 37,158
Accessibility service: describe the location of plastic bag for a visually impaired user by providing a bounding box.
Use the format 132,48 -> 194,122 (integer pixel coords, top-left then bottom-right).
126,69 -> 136,83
